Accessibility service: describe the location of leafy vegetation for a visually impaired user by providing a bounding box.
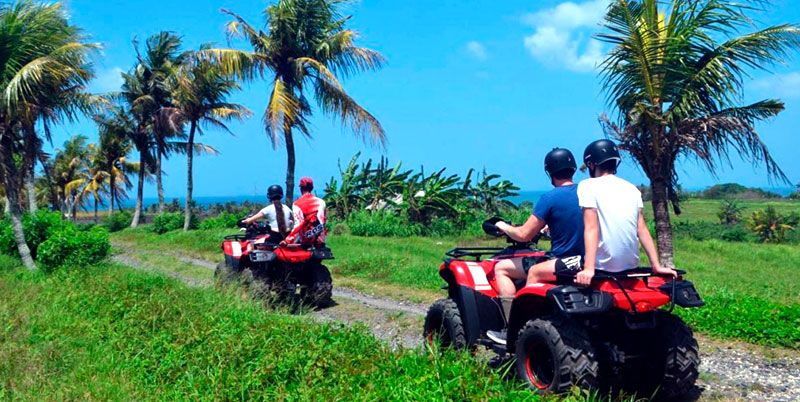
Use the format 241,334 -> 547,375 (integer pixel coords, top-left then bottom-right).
598,0 -> 800,267
104,210 -> 134,232
748,207 -> 799,243
152,212 -> 197,234
0,263 -> 570,401
696,183 -> 783,200
198,211 -> 241,230
717,199 -> 746,225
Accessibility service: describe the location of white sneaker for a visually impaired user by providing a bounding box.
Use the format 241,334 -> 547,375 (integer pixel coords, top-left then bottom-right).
486,329 -> 507,345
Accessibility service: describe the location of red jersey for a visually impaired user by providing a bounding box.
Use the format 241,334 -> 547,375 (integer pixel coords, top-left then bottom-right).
286,193 -> 327,245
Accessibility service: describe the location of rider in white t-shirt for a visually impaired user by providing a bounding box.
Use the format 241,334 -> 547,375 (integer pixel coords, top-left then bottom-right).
242,185 -> 294,241
574,139 -> 676,286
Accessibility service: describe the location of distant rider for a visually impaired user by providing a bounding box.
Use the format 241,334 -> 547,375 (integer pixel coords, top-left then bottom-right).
575,139 -> 676,286
486,148 -> 585,345
242,185 -> 294,242
285,177 -> 327,247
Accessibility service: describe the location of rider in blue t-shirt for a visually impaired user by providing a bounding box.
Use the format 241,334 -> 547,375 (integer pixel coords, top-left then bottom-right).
486,148 -> 584,345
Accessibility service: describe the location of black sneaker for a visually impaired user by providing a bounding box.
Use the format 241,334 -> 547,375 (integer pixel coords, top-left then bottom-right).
486,329 -> 507,345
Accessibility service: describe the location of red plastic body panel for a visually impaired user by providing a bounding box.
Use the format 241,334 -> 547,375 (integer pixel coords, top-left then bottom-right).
441,260 -> 500,298
515,282 -> 558,297
597,276 -> 672,311
275,247 -> 313,263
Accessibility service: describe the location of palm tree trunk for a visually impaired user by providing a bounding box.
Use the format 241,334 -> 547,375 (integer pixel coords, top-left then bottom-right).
285,129 -> 296,205
108,170 -> 116,216
0,126 -> 35,270
184,121 -> 196,231
650,178 -> 675,267
131,149 -> 146,228
156,150 -> 165,214
22,125 -> 37,213
38,152 -> 58,211
94,198 -> 99,224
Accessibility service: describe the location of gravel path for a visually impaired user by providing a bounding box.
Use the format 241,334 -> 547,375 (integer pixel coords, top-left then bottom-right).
110,242 -> 800,401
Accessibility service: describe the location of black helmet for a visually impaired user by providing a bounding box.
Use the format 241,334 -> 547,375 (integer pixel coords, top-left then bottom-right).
267,185 -> 283,201
544,148 -> 577,177
583,139 -> 621,166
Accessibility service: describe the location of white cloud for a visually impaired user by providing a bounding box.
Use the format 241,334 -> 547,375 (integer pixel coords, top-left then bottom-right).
465,41 -> 488,61
91,66 -> 124,93
751,72 -> 800,98
522,0 -> 610,73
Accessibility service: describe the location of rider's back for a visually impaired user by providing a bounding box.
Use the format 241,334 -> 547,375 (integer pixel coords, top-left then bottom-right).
291,193 -> 327,244
259,203 -> 293,233
534,184 -> 584,258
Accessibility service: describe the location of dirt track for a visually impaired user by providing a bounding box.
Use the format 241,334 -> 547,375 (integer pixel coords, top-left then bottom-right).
111,243 -> 800,402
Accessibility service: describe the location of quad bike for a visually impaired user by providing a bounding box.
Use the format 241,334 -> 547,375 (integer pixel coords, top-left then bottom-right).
423,218 -> 704,399
215,220 -> 334,307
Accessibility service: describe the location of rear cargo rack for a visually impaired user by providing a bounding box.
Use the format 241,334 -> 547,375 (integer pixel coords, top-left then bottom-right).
224,234 -> 248,241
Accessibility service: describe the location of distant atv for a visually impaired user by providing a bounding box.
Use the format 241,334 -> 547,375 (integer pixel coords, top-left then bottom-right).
423,218 -> 704,399
215,220 -> 333,307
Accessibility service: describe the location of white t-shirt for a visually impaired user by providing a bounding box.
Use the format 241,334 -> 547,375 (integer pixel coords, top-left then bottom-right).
577,175 -> 643,272
259,203 -> 294,233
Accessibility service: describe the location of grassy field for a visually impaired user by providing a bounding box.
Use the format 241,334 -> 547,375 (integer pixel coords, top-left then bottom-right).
5,260 -> 608,401
643,199 -> 800,223
110,223 -> 800,349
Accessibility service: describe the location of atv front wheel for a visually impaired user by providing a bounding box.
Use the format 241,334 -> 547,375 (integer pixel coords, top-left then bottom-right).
514,316 -> 599,394
214,261 -> 237,290
302,263 -> 333,307
423,299 -> 467,350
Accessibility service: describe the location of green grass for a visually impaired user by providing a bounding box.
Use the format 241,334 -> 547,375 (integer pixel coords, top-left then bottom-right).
643,199 -> 800,223
111,226 -> 800,349
3,262 -> 585,401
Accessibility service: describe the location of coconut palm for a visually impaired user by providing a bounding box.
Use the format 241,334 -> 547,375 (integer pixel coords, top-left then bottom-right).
135,31 -> 186,214
165,55 -> 250,230
597,0 -> 800,265
93,113 -> 137,215
0,1 -> 97,269
200,0 -> 385,203
53,135 -> 90,221
75,145 -> 110,224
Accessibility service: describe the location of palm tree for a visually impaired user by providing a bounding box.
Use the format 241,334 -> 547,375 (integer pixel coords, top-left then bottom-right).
76,144 -> 110,224
93,113 -> 137,216
0,1 -> 97,269
119,65 -> 157,227
200,0 -> 386,203
53,135 -> 90,221
597,0 -> 800,265
166,55 -> 250,230
136,32 -> 186,214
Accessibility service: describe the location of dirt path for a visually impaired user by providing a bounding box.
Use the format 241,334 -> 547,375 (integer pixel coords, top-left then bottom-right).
110,242 -> 799,401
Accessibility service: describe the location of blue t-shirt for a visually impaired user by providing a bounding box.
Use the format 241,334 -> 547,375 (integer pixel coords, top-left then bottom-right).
533,184 -> 584,258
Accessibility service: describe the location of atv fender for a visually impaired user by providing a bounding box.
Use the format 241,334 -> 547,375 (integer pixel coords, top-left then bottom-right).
439,260 -> 504,346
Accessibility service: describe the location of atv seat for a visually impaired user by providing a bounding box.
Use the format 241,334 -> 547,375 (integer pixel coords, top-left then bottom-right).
556,267 -> 687,281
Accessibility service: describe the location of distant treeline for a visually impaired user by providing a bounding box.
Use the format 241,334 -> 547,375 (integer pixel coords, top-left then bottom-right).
638,183 -> 799,202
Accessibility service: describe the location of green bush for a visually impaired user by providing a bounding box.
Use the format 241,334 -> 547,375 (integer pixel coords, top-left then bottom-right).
347,210 -> 422,237
37,226 -> 110,271
673,221 -> 755,242
103,210 -> 132,232
0,210 -> 66,258
152,212 -> 196,234
199,212 -> 240,230
748,207 -> 798,243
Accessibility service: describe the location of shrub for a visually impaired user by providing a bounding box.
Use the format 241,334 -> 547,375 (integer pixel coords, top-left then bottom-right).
748,207 -> 798,243
717,199 -> 744,225
0,211 -> 66,258
347,210 -> 422,237
199,212 -> 240,230
330,222 -> 350,236
104,210 -> 133,232
152,212 -> 196,234
673,220 -> 754,242
789,191 -> 800,200
37,225 -> 110,271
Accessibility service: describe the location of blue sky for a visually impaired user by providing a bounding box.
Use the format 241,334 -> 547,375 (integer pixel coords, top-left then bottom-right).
56,0 -> 800,198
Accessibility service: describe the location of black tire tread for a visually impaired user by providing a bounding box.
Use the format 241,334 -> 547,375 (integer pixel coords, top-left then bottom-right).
515,316 -> 599,393
655,312 -> 700,400
305,264 -> 333,307
423,298 -> 467,349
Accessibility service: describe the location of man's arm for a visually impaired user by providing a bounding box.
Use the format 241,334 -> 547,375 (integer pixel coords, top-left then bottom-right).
576,208 -> 598,286
495,214 -> 545,242
637,210 -> 677,276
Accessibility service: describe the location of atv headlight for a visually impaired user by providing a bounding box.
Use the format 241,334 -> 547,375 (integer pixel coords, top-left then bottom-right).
250,250 -> 276,263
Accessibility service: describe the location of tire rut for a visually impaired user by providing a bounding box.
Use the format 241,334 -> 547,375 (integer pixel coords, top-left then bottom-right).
109,242 -> 800,401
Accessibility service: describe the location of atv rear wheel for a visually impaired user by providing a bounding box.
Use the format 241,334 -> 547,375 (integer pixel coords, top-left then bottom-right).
302,263 -> 333,307
515,316 -> 599,394
423,299 -> 467,350
640,312 -> 700,400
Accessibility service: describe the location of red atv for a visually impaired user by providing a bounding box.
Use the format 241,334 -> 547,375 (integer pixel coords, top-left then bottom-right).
215,220 -> 334,307
423,218 -> 704,399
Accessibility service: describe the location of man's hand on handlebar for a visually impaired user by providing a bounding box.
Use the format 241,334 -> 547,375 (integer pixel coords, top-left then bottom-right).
652,265 -> 678,278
